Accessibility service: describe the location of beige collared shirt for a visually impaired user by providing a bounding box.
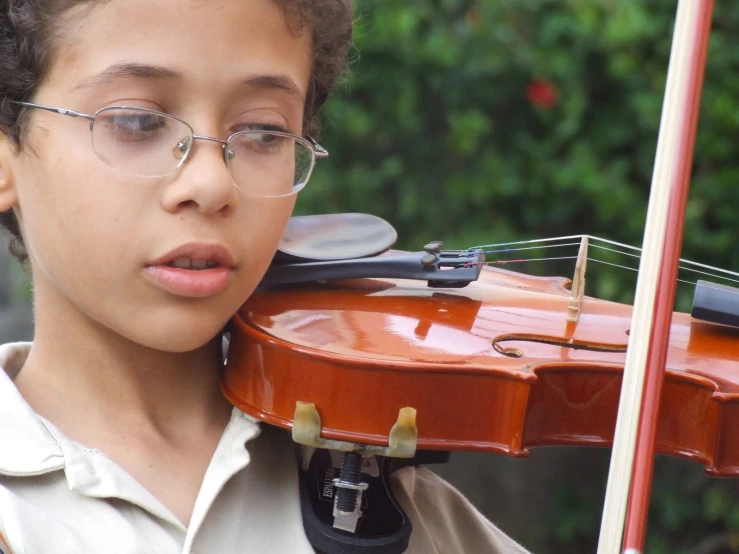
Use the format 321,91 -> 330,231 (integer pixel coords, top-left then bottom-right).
0,342 -> 530,554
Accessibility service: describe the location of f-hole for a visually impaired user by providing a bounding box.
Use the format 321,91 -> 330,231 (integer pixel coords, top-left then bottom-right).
492,334 -> 628,358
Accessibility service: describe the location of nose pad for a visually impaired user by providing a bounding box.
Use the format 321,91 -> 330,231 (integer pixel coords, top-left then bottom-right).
223,144 -> 235,164
174,137 -> 192,162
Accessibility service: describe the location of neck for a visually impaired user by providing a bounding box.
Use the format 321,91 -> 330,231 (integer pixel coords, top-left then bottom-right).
15,281 -> 232,446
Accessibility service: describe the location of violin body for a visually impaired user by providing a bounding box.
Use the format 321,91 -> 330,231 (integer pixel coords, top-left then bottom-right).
222,263 -> 739,477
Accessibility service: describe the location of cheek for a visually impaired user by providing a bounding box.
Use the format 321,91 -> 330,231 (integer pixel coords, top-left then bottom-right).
17,153 -> 145,283
237,193 -> 296,288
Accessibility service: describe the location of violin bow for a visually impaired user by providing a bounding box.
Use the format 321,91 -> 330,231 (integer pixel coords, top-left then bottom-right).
596,2 -> 715,553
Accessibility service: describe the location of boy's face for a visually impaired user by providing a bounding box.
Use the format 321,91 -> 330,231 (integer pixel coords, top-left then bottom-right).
0,0 -> 312,351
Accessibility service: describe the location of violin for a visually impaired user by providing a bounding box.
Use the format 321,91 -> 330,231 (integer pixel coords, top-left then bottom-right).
224,230 -> 739,474
222,1 -> 723,553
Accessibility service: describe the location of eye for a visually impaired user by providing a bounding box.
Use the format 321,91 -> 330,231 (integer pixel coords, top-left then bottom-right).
230,131 -> 288,154
96,109 -> 171,143
229,124 -> 294,155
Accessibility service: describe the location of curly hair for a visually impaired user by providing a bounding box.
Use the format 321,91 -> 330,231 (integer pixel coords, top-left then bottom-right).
0,0 -> 353,263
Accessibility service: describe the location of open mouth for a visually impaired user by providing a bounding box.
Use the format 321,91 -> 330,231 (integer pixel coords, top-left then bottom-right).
163,257 -> 221,270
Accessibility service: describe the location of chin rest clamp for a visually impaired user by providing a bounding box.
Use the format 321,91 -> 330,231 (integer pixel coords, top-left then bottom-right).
292,401 -> 449,554
298,447 -> 450,554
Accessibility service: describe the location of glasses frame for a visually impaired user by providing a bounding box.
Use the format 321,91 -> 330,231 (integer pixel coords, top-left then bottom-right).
12,101 -> 329,191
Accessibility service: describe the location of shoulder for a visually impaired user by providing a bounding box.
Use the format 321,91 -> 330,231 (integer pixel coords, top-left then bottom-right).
390,466 -> 531,554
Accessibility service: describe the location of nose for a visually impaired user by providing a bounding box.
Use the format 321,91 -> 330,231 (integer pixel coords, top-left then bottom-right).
160,134 -> 240,216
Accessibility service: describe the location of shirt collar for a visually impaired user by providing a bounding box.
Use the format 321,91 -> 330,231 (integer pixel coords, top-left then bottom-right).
0,341 -> 66,476
0,341 -> 269,531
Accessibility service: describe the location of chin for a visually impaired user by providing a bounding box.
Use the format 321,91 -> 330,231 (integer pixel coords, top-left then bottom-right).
123,317 -> 229,354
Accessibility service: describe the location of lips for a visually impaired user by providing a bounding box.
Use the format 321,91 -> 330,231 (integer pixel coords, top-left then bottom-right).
144,242 -> 237,298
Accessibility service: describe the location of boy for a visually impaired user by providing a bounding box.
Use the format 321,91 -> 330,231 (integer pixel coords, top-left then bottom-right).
0,1 -> 530,552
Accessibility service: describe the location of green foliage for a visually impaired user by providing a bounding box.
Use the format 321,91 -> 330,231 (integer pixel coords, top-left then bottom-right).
299,0 -> 739,309
296,1 -> 739,551
539,455 -> 739,554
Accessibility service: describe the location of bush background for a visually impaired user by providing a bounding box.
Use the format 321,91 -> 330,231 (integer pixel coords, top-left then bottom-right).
294,1 -> 739,552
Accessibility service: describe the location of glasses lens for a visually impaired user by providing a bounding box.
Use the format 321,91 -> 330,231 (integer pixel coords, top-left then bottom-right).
91,108 -> 192,177
226,131 -> 315,196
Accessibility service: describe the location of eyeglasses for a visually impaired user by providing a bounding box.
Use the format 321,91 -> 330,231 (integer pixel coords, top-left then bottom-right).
14,101 -> 328,197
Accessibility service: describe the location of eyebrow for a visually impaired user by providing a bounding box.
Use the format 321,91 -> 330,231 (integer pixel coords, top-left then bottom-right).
73,63 -> 180,90
73,62 -> 305,101
244,74 -> 305,102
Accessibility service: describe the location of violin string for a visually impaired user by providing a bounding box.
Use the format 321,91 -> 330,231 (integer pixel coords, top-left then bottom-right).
584,252 -> 739,286
470,234 -> 642,253
588,238 -> 739,279
475,255 -> 579,266
471,234 -> 739,273
589,243 -> 641,261
478,242 -> 582,255
586,258 -> 695,286
472,255 -> 728,287
469,234 -> 588,250
476,242 -> 642,265
670,262 -> 739,285
469,235 -> 739,285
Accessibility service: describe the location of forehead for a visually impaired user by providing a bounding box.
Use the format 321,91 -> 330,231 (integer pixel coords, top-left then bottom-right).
46,0 -> 312,100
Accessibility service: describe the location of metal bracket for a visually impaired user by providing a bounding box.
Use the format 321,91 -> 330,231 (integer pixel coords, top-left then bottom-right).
292,401 -> 418,458
331,478 -> 369,533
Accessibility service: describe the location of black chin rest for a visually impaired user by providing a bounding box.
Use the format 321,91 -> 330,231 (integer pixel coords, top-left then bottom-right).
299,448 -> 450,554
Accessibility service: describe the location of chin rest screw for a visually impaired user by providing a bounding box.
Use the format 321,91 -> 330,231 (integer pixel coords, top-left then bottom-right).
335,452 -> 363,512
332,451 -> 369,532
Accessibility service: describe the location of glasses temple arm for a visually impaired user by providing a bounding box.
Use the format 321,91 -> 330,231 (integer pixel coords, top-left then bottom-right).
306,136 -> 329,159
12,101 -> 95,123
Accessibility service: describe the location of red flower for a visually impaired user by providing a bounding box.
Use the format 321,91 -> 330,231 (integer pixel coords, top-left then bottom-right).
526,79 -> 559,109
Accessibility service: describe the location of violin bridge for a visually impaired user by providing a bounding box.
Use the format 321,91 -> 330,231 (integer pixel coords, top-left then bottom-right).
567,236 -> 589,323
